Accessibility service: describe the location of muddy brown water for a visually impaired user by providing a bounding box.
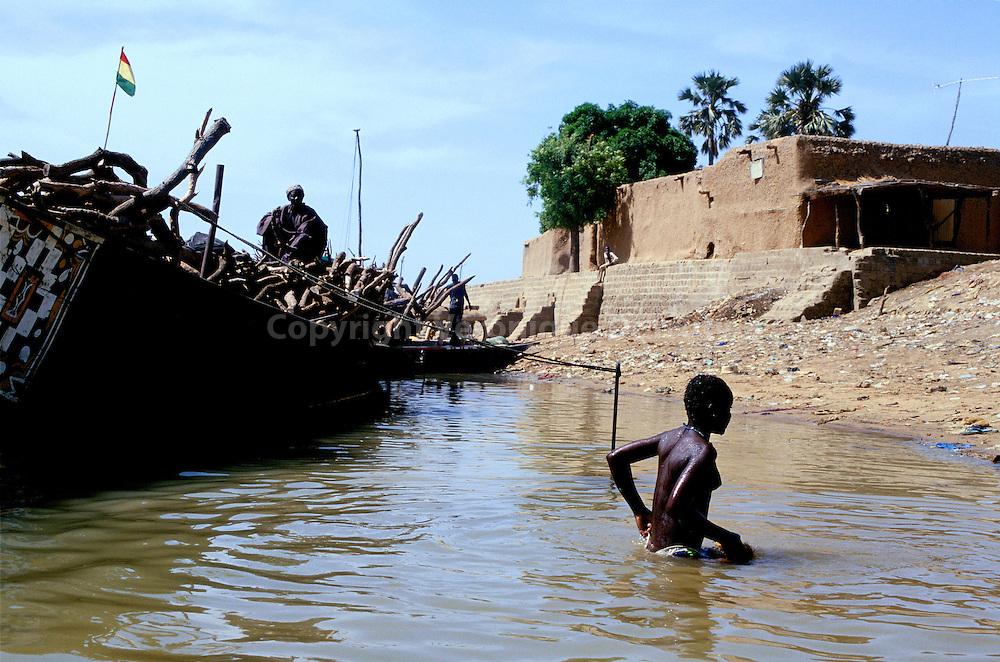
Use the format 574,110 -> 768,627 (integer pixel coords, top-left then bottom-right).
2,378 -> 998,660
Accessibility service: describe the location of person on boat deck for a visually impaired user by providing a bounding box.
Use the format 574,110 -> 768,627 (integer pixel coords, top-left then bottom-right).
256,185 -> 329,262
447,273 -> 471,344
607,374 -> 753,563
384,278 -> 407,313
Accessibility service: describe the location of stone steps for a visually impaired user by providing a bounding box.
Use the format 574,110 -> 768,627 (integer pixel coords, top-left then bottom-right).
510,302 -> 555,340
598,248 -> 852,329
470,247 -> 999,337
471,271 -> 599,339
555,281 -> 603,335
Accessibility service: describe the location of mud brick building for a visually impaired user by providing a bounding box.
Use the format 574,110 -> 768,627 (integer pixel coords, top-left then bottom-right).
476,136 -> 999,338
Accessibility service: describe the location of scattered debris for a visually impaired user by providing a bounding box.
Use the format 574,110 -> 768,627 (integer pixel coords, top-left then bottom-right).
959,424 -> 997,435
509,258 -> 1000,460
934,442 -> 974,450
666,287 -> 787,326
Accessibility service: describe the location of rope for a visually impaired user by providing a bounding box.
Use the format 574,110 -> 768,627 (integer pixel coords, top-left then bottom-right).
210,223 -> 618,374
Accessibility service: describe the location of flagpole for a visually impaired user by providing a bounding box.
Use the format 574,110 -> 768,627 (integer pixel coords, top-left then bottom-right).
102,46 -> 123,150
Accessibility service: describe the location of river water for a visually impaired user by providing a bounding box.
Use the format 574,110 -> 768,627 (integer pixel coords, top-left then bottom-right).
2,378 -> 998,660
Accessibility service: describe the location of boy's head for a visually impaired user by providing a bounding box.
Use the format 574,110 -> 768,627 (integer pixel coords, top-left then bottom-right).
684,374 -> 734,434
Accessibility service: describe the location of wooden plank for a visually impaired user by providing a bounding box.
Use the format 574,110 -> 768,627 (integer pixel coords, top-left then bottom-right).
853,191 -> 865,248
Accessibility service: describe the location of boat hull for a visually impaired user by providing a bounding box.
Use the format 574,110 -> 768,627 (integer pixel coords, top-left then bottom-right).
1,201 -> 384,468
375,341 -> 531,376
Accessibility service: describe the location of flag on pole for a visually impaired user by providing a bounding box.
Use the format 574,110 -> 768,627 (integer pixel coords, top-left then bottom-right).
116,50 -> 136,96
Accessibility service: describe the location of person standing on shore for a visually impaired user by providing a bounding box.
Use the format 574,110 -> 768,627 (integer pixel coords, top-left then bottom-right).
607,374 -> 753,562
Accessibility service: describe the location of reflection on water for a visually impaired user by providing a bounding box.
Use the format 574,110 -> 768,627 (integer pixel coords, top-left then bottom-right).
2,377 -> 998,659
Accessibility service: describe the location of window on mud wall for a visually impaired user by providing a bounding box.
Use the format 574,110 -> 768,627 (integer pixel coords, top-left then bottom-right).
931,199 -> 958,245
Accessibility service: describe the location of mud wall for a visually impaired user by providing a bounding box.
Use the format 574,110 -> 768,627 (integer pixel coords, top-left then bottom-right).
956,198 -> 1000,253
799,138 -> 1000,255
523,137 -> 999,277
602,136 -> 810,265
798,138 -> 1000,187
851,248 -> 999,307
522,226 -> 599,278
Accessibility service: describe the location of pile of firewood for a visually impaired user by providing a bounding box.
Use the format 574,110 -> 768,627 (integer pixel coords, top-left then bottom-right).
0,111 -> 229,250
200,213 -> 475,331
202,224 -> 414,324
0,111 -> 473,337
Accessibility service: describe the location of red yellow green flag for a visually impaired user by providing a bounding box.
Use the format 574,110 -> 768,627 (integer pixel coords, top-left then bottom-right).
116,50 -> 136,96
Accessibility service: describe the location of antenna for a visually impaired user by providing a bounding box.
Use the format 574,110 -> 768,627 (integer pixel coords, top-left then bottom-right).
934,76 -> 999,145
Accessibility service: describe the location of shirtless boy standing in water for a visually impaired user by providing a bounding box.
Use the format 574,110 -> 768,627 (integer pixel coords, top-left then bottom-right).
607,374 -> 753,563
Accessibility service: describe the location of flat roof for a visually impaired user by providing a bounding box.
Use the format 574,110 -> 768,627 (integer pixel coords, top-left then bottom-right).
808,178 -> 999,198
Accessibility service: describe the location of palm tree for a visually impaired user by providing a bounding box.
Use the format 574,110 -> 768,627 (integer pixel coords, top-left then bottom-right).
677,71 -> 747,165
751,60 -> 855,139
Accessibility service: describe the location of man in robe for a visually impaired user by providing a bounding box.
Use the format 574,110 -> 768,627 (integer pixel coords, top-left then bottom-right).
257,185 -> 328,262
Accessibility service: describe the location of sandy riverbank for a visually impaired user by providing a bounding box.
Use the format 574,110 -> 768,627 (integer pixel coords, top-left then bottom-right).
508,260 -> 1000,463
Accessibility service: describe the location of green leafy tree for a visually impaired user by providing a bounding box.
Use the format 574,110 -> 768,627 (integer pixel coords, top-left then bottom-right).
677,70 -> 747,165
524,101 -> 694,271
524,133 -> 627,272
558,101 -> 696,180
750,60 -> 855,139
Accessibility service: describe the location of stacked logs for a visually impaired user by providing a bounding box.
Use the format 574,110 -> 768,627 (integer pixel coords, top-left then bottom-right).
0,114 -> 473,339
205,252 -> 401,324
202,212 -> 475,334
0,112 -> 229,250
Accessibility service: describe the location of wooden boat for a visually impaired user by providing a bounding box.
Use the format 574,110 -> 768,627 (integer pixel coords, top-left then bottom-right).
375,339 -> 533,376
0,195 -> 385,468
1,123 -> 480,480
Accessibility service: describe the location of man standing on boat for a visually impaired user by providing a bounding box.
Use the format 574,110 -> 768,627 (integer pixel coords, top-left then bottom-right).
257,185 -> 329,262
447,272 -> 472,344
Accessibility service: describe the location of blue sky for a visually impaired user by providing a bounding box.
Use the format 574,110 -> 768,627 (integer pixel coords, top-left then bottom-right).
3,1 -> 998,283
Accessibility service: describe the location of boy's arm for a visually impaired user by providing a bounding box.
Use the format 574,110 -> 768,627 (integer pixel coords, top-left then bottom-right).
607,435 -> 661,533
665,450 -> 749,561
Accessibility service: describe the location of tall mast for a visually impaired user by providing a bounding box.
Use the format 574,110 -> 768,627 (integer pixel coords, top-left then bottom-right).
354,128 -> 362,258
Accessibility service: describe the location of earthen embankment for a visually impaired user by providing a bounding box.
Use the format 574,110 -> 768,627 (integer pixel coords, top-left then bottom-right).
506,260 -> 1000,462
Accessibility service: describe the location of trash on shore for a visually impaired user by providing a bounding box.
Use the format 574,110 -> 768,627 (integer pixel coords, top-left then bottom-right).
958,424 -> 998,435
